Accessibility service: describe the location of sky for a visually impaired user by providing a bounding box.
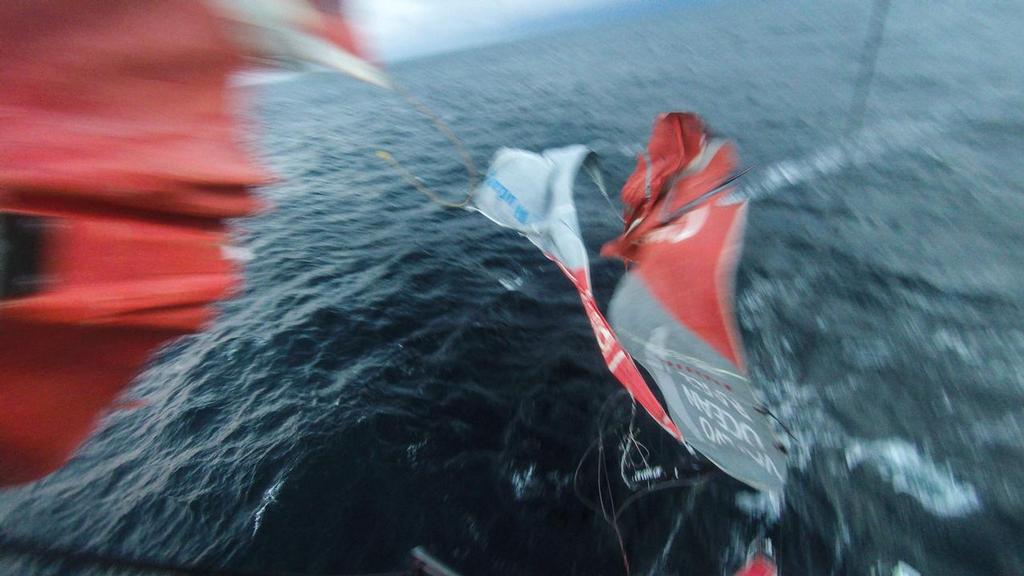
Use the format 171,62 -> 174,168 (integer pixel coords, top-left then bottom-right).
350,0 -> 658,61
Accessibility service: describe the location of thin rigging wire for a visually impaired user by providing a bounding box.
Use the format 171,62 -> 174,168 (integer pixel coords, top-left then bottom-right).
572,392 -> 718,576
375,83 -> 479,209
846,0 -> 894,134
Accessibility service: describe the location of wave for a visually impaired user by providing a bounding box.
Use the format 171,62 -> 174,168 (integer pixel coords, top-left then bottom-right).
845,439 -> 981,518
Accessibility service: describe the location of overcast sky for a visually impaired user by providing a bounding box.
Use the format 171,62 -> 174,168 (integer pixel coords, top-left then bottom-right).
350,0 -> 649,61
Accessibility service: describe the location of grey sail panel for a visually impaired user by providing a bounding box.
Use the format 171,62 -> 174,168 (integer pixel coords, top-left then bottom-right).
609,272 -> 787,492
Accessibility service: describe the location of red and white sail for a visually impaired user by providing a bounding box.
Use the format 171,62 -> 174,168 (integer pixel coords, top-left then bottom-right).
604,113 -> 787,492
469,146 -> 681,440
469,116 -> 788,491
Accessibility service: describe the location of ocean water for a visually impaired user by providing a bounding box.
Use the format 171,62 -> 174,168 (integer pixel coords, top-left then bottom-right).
2,0 -> 1023,574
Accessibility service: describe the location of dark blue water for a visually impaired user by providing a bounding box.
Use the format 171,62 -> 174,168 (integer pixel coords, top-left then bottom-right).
3,0 -> 1023,574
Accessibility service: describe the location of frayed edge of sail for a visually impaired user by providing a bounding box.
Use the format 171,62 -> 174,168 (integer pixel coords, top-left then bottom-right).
468,146 -> 682,440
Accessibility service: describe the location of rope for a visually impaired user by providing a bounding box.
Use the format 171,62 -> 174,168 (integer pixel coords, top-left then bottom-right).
657,166 -> 752,224
613,473 -> 717,520
846,0 -> 893,134
376,83 -> 478,209
571,392 -> 717,576
755,405 -> 798,447
572,393 -> 631,576
618,403 -> 651,492
586,158 -> 625,224
0,531 -> 412,576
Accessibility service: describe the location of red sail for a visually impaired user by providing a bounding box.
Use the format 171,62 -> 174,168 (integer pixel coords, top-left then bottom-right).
603,113 -> 745,367
603,113 -> 787,491
0,0 -> 381,485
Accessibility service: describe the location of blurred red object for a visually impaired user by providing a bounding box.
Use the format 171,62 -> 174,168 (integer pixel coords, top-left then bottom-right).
736,555 -> 779,576
0,0 -> 382,485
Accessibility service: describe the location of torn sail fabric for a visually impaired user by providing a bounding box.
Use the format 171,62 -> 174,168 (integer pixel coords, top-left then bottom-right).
603,114 -> 787,492
601,112 -> 738,264
469,146 -> 681,440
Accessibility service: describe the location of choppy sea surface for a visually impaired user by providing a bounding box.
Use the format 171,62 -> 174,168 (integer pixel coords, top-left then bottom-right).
2,0 -> 1023,574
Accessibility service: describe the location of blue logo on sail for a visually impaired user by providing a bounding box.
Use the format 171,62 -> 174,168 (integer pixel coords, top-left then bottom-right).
485,176 -> 530,224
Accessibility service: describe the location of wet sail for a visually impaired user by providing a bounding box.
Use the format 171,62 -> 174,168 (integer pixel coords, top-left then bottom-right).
0,0 -> 385,485
469,146 -> 681,440
604,113 -> 787,492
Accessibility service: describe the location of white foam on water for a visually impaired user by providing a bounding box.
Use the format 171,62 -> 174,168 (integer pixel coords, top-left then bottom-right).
510,463 -> 537,500
734,119 -> 943,201
498,274 -> 525,292
406,437 -> 428,464
735,489 -> 783,523
252,476 -> 286,537
892,561 -> 922,576
845,439 -> 981,518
